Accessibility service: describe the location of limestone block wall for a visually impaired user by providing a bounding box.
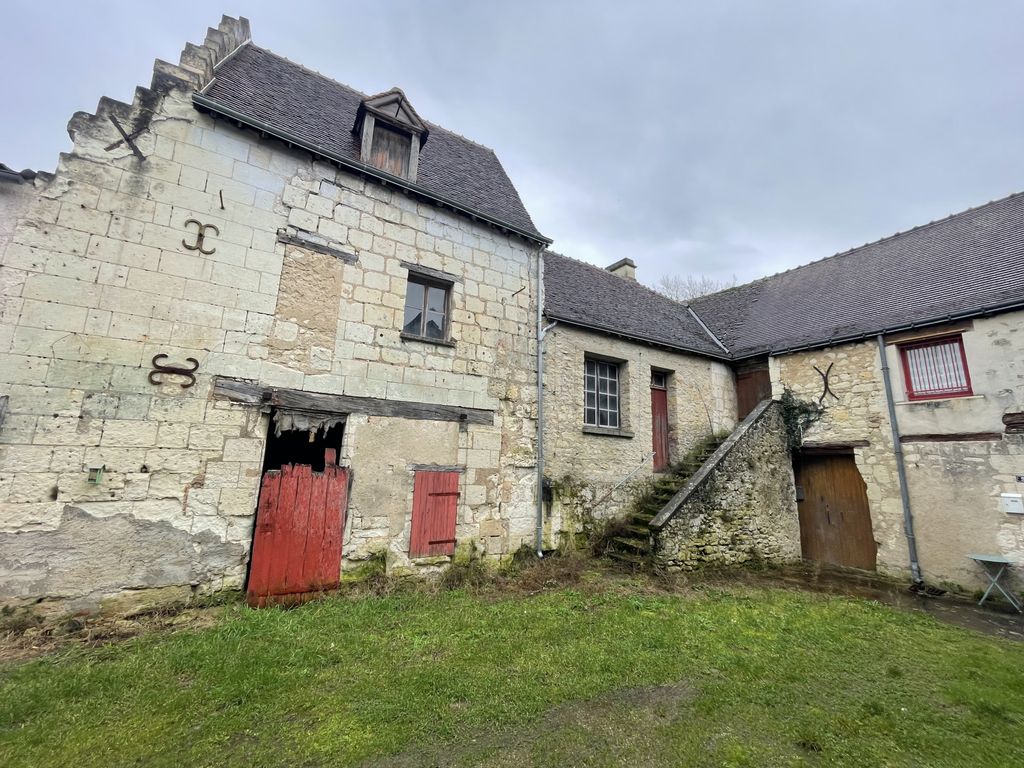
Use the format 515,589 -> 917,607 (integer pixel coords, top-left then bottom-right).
0,17 -> 540,611
651,401 -> 800,570
542,323 -> 736,539
771,313 -> 1024,591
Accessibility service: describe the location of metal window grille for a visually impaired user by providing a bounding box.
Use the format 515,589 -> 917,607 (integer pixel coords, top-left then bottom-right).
899,336 -> 972,400
584,359 -> 620,428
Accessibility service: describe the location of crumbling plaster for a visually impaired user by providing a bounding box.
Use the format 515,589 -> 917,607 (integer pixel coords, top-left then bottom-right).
0,17 -> 540,611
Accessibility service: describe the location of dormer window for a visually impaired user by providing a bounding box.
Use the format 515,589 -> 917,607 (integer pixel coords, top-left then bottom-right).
371,123 -> 412,177
356,88 -> 428,182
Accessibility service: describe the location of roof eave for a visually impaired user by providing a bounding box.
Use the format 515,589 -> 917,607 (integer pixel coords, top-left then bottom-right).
542,312 -> 733,361
192,93 -> 552,247
740,297 -> 1024,359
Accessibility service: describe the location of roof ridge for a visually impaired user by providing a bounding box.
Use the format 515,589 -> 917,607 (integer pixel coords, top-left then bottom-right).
423,120 -> 497,153
545,250 -> 693,309
248,43 -> 373,101
248,44 -> 498,154
697,189 -> 1024,303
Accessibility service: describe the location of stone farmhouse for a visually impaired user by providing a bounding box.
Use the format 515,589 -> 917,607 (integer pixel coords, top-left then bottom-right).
0,16 -> 1021,612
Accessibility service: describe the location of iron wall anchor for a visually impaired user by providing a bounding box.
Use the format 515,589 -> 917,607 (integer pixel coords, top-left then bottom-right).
149,354 -> 200,388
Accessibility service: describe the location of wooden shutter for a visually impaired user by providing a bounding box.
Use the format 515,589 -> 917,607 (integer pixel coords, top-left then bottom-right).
409,470 -> 460,557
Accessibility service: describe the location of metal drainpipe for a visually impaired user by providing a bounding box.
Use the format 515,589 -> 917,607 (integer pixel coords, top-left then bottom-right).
876,334 -> 924,585
535,250 -> 556,557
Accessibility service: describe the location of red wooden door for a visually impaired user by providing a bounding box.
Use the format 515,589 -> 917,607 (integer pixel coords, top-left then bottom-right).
247,451 -> 349,607
409,471 -> 460,557
736,367 -> 771,420
651,386 -> 670,472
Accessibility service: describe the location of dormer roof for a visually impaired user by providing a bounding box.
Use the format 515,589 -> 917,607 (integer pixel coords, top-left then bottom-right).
357,88 -> 428,143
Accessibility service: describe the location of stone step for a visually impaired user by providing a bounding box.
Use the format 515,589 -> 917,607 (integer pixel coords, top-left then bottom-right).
608,550 -> 649,567
624,523 -> 651,537
611,536 -> 650,553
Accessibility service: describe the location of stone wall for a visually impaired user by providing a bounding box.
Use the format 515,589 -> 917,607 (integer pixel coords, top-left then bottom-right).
0,17 -> 540,612
542,322 -> 736,540
771,313 -> 1024,591
651,401 -> 800,570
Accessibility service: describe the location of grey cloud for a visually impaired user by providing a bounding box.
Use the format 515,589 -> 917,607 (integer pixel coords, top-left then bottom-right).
3,1 -> 1021,287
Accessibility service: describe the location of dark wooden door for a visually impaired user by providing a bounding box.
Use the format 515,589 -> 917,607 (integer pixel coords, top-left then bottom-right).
736,367 -> 771,420
795,453 -> 876,570
410,470 -> 460,557
651,386 -> 670,472
247,450 -> 349,607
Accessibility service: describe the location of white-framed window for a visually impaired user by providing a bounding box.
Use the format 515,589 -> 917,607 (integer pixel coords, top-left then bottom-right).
584,359 -> 620,428
899,334 -> 973,401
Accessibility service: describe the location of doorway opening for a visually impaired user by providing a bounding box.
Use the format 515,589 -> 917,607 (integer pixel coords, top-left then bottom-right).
261,409 -> 345,473
794,449 -> 877,571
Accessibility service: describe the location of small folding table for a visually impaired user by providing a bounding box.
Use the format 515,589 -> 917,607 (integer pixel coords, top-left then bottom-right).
967,554 -> 1023,613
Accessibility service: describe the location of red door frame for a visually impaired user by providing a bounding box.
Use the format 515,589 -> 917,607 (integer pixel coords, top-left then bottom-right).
651,376 -> 670,472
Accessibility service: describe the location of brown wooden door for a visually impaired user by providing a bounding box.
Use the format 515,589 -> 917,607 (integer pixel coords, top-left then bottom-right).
736,367 -> 771,420
247,450 -> 350,607
651,386 -> 670,472
410,470 -> 460,557
795,453 -> 877,570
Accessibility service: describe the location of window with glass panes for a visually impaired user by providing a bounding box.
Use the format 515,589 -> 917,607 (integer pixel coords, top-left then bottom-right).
402,276 -> 449,340
584,359 -> 620,428
898,335 -> 972,400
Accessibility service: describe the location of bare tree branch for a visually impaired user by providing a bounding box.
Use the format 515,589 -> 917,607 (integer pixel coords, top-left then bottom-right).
654,273 -> 737,302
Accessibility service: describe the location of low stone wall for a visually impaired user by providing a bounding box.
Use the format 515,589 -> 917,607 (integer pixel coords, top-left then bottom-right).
651,400 -> 800,570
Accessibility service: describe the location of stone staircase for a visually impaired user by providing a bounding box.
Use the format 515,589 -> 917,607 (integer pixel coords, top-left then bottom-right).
607,433 -> 728,567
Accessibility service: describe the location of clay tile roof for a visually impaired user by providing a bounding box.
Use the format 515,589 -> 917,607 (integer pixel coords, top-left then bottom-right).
689,192 -> 1024,357
200,44 -> 544,239
542,251 -> 728,357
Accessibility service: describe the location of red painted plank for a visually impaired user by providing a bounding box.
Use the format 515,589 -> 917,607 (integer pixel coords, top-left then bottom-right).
248,462 -> 351,606
280,464 -> 314,595
410,470 -> 459,557
318,467 -> 348,588
263,464 -> 299,598
300,467 -> 330,591
247,470 -> 281,605
430,471 -> 459,557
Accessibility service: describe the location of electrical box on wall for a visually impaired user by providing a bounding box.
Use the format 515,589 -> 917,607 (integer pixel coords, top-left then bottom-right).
1000,493 -> 1024,514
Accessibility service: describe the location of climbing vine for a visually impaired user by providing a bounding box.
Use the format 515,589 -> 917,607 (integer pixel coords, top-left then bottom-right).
779,387 -> 823,449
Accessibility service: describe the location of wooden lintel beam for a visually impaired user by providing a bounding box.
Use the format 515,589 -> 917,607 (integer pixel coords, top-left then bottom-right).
213,377 -> 494,426
899,432 -> 1002,444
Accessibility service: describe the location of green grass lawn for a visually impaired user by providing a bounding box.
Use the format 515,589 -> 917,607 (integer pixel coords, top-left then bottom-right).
2,571 -> 1023,767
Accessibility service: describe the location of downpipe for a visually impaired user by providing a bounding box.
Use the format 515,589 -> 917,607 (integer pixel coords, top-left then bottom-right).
535,248 -> 556,557
876,334 -> 924,585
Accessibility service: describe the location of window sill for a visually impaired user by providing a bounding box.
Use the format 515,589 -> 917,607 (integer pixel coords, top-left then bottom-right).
895,394 -> 984,406
582,426 -> 634,439
400,332 -> 457,348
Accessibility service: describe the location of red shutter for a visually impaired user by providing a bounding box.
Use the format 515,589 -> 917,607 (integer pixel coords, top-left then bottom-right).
410,471 -> 460,557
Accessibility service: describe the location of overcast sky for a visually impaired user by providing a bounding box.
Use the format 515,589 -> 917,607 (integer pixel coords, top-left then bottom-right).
4,1 -> 1023,287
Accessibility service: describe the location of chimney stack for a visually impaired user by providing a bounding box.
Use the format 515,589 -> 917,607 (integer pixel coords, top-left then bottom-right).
605,257 -> 636,281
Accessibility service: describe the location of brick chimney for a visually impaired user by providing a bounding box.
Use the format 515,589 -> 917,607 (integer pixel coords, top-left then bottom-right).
605,257 -> 636,281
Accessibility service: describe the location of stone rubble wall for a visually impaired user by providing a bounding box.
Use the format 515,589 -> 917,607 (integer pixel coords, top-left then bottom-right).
771,314 -> 1024,591
652,401 -> 800,570
0,16 -> 539,612
542,323 -> 736,542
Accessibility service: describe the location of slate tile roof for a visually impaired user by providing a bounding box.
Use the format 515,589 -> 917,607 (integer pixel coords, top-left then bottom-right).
542,251 -> 728,357
201,44 -> 544,239
690,192 -> 1024,358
